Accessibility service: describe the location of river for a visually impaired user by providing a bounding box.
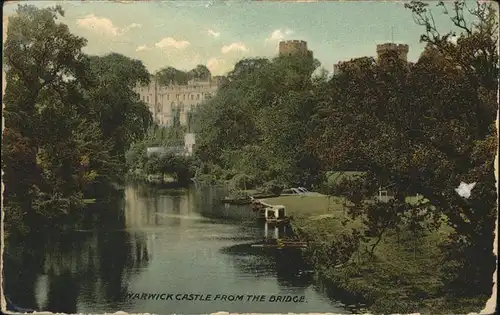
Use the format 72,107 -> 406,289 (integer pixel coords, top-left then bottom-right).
3,183 -> 353,314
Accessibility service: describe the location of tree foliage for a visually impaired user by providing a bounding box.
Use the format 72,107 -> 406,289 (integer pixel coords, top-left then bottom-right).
192,0 -> 497,306
155,64 -> 212,86
125,125 -> 186,172
195,55 -> 324,187
308,0 -> 498,298
2,4 -> 153,234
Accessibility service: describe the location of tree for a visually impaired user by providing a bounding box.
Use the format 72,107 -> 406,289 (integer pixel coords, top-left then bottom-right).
309,0 -> 497,299
155,64 -> 212,86
195,54 -> 324,187
187,65 -> 211,81
155,66 -> 190,85
2,4 -> 90,230
404,0 -> 498,297
86,53 -> 153,166
2,5 -> 154,234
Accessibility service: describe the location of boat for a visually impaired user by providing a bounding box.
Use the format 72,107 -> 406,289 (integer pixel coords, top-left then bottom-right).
265,217 -> 290,225
256,205 -> 289,224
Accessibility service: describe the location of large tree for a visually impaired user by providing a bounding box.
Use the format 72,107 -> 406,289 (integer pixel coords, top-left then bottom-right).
2,5 -> 154,233
195,55 -> 325,187
86,53 -> 153,165
2,4 -> 90,229
155,64 -> 213,86
309,0 -> 497,300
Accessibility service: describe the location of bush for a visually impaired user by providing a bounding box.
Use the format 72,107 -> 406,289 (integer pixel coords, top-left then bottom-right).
230,173 -> 257,190
260,180 -> 284,195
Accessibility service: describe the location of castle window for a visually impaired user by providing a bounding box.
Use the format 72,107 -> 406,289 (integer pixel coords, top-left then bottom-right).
167,94 -> 170,100
197,94 -> 200,100
191,95 -> 194,100
183,94 -> 186,100
147,95 -> 150,102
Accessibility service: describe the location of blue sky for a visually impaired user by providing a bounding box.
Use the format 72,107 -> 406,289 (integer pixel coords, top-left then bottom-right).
3,0 -> 477,75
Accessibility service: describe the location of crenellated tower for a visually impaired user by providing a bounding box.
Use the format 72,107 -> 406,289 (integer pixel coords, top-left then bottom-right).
376,43 -> 409,64
279,40 -> 313,58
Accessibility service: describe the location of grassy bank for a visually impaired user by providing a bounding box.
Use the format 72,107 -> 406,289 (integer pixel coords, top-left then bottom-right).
261,195 -> 485,314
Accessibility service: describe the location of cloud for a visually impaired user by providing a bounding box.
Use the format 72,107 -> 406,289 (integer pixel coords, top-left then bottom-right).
221,42 -> 248,54
136,45 -> 150,52
207,57 -> 222,72
76,14 -> 140,36
123,23 -> 142,32
155,37 -> 191,50
208,29 -> 220,38
206,57 -> 231,75
266,28 -> 294,42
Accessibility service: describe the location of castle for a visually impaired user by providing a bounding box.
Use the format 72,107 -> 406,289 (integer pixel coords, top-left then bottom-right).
278,40 -> 313,58
134,76 -> 224,129
333,43 -> 410,75
376,43 -> 409,64
137,40 -> 410,128
136,40 -> 313,129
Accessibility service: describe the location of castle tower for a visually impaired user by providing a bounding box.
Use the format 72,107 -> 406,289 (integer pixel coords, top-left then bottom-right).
376,43 -> 409,64
278,40 -> 313,58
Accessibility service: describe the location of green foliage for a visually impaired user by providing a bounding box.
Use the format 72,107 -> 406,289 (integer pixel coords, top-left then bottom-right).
125,125 -> 186,170
125,124 -> 196,185
155,64 -> 212,86
229,173 -> 257,190
260,180 -> 285,195
191,0 -> 496,311
306,0 -> 497,308
2,4 -> 152,234
143,153 -> 194,184
195,55 -> 324,188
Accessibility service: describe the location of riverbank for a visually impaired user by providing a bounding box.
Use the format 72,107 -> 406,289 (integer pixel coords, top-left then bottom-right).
260,195 -> 487,314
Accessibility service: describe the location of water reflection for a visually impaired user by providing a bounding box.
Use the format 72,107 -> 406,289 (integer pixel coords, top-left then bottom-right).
4,183 -> 348,314
221,222 -> 314,292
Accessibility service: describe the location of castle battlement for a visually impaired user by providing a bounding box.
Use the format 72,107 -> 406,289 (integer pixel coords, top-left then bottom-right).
280,40 -> 307,45
376,43 -> 409,53
376,42 -> 409,64
279,40 -> 313,58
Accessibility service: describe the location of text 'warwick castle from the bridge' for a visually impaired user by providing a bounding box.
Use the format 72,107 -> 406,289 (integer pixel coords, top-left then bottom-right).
135,40 -> 410,128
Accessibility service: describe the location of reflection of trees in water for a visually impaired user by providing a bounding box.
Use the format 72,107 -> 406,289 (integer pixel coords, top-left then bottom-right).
128,182 -> 254,224
191,186 -> 255,223
3,198 -> 152,313
274,249 -> 313,290
125,183 -> 197,228
221,241 -> 313,292
3,236 -> 45,311
313,277 -> 366,312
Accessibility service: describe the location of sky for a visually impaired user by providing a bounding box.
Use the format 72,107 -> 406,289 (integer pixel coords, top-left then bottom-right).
2,0 -> 480,76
